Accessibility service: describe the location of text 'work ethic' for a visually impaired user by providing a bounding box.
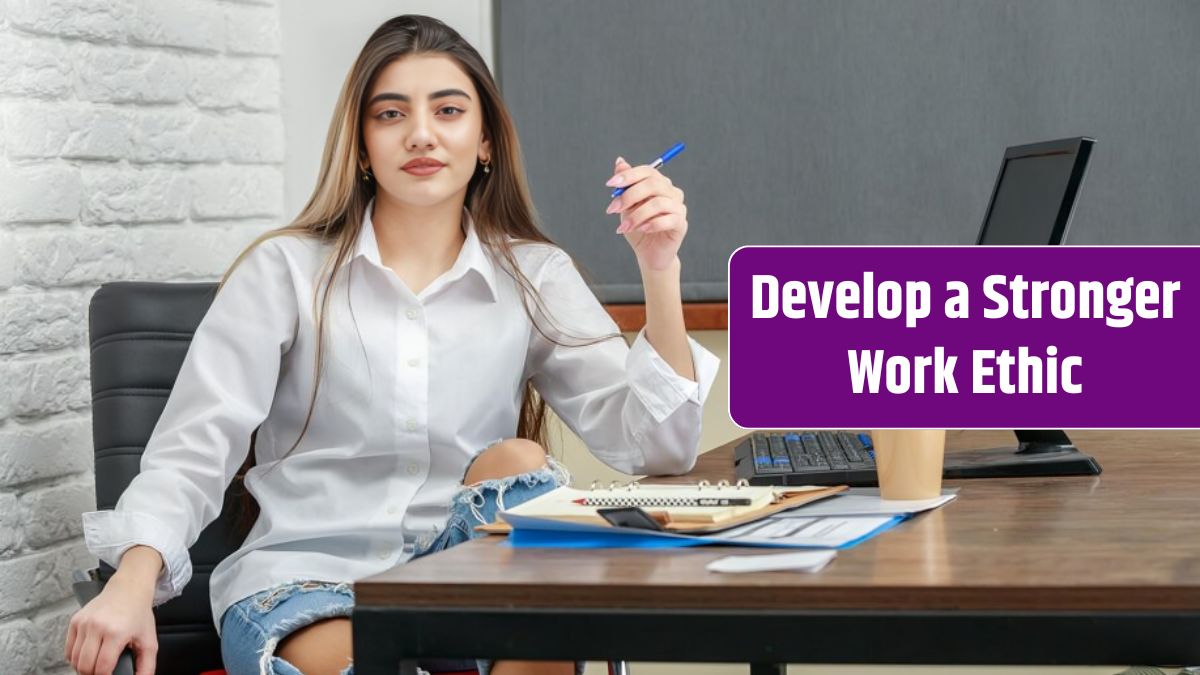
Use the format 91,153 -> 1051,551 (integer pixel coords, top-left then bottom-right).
848,346 -> 1082,395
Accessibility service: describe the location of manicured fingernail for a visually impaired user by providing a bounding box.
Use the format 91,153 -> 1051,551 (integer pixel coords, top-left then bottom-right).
617,156 -> 626,165
606,174 -> 623,187
618,219 -> 630,233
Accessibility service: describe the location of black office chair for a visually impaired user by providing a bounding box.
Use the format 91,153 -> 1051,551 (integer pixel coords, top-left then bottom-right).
82,282 -> 482,675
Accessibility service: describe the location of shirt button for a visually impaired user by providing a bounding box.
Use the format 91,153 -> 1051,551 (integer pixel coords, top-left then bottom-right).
406,418 -> 418,431
387,505 -> 399,515
406,463 -> 420,475
376,548 -> 391,560
407,357 -> 420,367
405,308 -> 419,320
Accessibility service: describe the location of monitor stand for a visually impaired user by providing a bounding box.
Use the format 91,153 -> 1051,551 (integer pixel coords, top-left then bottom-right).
943,430 -> 1101,479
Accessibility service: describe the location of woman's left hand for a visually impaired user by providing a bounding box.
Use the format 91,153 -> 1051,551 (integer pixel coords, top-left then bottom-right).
605,156 -> 688,272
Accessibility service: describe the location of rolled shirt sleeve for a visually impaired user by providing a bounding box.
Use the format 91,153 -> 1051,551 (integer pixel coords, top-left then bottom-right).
81,238 -> 297,605
81,510 -> 193,605
526,250 -> 720,476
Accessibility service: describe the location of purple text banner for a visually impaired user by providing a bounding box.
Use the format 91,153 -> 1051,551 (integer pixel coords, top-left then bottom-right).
728,246 -> 1200,428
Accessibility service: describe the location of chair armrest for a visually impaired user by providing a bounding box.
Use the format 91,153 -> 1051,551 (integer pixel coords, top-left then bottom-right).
72,569 -> 136,675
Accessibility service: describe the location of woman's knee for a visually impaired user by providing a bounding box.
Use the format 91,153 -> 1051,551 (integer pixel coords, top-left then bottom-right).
464,438 -> 547,485
274,617 -> 353,675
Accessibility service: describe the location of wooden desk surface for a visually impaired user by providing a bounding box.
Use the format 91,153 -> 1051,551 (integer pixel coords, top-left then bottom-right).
356,430 -> 1200,613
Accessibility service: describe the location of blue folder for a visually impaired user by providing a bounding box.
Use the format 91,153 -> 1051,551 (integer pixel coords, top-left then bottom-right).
503,511 -> 910,550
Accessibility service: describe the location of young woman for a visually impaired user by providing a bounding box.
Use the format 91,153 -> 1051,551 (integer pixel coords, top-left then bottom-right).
67,14 -> 717,675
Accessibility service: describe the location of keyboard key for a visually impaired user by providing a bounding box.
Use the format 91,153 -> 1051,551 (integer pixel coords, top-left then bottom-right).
835,434 -> 854,454
753,444 -> 773,466
767,436 -> 784,455
800,434 -> 821,455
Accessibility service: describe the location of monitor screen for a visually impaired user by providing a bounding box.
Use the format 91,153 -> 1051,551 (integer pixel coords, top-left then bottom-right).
976,138 -> 1094,245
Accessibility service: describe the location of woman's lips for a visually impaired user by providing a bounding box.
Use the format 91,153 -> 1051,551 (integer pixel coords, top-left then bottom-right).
402,163 -> 444,176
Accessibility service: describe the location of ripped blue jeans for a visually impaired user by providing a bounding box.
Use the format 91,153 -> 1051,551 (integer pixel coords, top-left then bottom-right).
219,454 -> 581,675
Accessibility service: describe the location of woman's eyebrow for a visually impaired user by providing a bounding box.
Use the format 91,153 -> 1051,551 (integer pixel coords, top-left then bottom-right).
367,89 -> 472,106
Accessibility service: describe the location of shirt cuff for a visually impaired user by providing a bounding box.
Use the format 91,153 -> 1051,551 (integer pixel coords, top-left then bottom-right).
626,328 -> 721,424
81,510 -> 193,607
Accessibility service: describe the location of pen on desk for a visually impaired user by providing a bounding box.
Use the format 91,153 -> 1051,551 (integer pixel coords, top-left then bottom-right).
572,497 -> 753,507
610,141 -> 686,198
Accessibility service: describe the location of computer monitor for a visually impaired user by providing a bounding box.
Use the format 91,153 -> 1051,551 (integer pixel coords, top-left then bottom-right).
734,137 -> 1103,487
975,136 -> 1095,245
968,136 -> 1100,477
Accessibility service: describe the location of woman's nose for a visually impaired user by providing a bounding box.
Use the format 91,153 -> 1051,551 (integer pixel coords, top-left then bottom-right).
405,110 -> 436,150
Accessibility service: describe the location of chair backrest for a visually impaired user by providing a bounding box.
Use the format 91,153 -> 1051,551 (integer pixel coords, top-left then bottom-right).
89,281 -> 236,675
87,281 -> 480,675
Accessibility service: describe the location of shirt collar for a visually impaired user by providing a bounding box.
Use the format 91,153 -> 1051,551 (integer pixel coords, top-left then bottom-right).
346,198 -> 499,302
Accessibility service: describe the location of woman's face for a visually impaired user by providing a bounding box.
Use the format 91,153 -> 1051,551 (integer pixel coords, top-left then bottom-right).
361,54 -> 490,209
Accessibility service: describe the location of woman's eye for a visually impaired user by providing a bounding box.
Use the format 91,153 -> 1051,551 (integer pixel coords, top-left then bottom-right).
438,106 -> 464,116
378,110 -> 402,120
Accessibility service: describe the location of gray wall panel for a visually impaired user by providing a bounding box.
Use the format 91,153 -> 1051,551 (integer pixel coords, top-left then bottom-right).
496,0 -> 1200,302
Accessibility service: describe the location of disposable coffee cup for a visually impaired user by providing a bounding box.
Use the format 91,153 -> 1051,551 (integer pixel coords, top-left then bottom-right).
872,429 -> 946,500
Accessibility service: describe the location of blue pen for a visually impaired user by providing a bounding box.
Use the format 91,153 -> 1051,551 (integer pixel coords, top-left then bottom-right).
610,142 -> 686,198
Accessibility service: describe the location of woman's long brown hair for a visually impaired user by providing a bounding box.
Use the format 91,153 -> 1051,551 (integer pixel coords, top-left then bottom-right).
219,15 -> 618,541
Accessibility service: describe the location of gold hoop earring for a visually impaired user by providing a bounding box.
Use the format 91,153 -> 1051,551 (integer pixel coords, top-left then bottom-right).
360,165 -> 372,182
480,157 -> 491,174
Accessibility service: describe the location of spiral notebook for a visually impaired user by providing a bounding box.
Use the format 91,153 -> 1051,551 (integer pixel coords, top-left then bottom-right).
480,481 -> 847,534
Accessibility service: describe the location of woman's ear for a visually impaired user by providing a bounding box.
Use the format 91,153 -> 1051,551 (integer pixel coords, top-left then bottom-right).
479,135 -> 492,164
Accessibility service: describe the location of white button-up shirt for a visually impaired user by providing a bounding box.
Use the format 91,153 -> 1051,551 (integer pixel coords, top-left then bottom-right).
82,204 -> 720,632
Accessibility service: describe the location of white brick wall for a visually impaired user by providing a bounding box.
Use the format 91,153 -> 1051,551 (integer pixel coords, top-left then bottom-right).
0,0 -> 283,671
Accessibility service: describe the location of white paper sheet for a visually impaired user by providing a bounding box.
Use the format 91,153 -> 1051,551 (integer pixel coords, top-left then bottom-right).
706,549 -> 837,574
709,514 -> 900,546
774,488 -> 958,518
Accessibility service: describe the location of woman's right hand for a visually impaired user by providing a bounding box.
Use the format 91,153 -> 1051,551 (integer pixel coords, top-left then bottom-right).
66,547 -> 163,675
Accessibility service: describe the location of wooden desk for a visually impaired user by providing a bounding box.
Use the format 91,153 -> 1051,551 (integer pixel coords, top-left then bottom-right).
352,430 -> 1200,673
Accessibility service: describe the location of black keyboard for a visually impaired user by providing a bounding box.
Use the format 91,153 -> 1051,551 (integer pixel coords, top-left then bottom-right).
734,431 -> 882,487
735,430 -> 1105,486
